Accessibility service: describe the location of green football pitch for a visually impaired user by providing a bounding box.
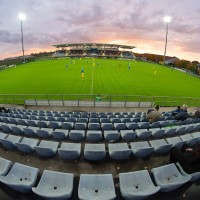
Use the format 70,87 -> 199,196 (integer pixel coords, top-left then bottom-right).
0,58 -> 200,99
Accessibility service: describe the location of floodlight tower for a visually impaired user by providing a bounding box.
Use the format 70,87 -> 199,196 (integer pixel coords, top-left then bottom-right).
163,16 -> 171,64
18,13 -> 26,63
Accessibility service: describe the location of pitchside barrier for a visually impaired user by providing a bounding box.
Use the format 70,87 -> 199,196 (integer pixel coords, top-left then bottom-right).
0,94 -> 200,108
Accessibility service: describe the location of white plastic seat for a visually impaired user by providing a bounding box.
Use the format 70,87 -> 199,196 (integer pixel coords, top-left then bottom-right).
108,143 -> 131,160
78,174 -> 116,200
119,170 -> 160,200
58,142 -> 81,160
32,170 -> 74,200
0,162 -> 39,193
151,163 -> 191,192
84,144 -> 106,161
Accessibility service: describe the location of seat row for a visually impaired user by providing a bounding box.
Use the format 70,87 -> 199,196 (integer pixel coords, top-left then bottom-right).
1,122 -> 200,142
0,157 -> 199,199
0,132 -> 200,160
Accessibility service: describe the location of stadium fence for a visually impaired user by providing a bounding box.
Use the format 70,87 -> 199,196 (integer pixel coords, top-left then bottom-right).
0,94 -> 200,108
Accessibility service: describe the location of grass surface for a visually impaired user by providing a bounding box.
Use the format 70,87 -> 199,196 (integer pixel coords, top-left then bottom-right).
0,58 -> 200,99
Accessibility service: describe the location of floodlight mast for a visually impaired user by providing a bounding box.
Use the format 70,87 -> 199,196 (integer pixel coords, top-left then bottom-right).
18,13 -> 26,63
163,16 -> 171,64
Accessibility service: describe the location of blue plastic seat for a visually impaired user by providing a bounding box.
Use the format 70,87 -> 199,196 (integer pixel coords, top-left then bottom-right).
58,142 -> 81,160
84,144 -> 106,161
114,123 -> 126,131
191,132 -> 200,142
119,170 -> 160,200
165,136 -> 185,149
151,128 -> 165,139
149,139 -> 172,154
176,162 -> 200,182
151,163 -> 191,192
126,122 -> 139,130
37,128 -> 52,138
135,129 -> 151,140
0,157 -> 12,176
32,170 -> 74,200
52,129 -> 68,140
49,121 -> 62,129
101,123 -> 113,131
27,119 -> 39,127
69,130 -> 85,142
16,137 -> 39,153
38,120 -> 50,128
12,125 -> 26,135
88,123 -> 100,130
163,127 -> 176,137
78,174 -> 116,200
35,140 -> 59,157
86,130 -> 102,142
1,124 -> 12,133
120,130 -> 136,141
23,127 -> 38,136
62,122 -> 74,130
179,134 -> 199,146
130,141 -> 154,158
104,130 -> 120,142
0,135 -> 22,149
0,162 -> 39,193
108,143 -> 131,160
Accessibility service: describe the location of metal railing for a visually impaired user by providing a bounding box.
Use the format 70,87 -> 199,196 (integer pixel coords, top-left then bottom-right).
0,94 -> 200,107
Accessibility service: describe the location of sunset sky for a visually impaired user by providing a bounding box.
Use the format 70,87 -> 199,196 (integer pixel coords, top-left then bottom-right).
0,0 -> 200,61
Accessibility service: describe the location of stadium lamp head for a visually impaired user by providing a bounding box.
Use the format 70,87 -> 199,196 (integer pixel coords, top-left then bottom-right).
18,13 -> 26,21
163,16 -> 171,23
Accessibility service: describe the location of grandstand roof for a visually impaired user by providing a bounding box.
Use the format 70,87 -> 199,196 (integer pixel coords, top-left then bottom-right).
52,43 -> 135,49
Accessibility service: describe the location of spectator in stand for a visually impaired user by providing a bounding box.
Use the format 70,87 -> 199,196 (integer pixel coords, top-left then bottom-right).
170,143 -> 200,174
174,104 -> 189,121
171,106 -> 181,116
192,109 -> 200,118
0,106 -> 9,113
146,105 -> 162,123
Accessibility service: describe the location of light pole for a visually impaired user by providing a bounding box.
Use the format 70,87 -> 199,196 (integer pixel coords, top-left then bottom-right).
163,16 -> 171,64
18,13 -> 26,63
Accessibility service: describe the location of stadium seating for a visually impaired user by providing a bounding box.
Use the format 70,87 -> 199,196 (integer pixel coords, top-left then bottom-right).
0,162 -> 39,193
151,163 -> 191,192
58,142 -> 81,160
78,174 -> 116,200
119,170 -> 160,199
0,157 -> 12,176
32,170 -> 74,199
84,144 -> 106,161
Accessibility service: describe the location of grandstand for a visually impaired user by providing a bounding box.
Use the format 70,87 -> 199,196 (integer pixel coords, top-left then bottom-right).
0,105 -> 200,199
52,43 -> 136,59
